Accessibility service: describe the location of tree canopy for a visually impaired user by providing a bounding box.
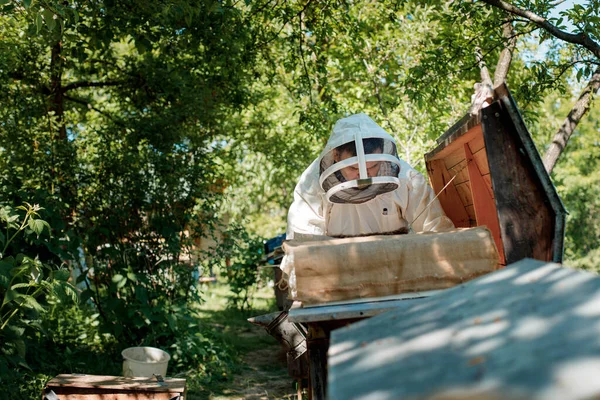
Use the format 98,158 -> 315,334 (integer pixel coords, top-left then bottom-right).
0,0 -> 599,363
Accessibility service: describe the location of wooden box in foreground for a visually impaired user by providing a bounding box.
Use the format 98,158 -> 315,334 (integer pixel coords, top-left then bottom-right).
43,374 -> 186,400
425,83 -> 566,266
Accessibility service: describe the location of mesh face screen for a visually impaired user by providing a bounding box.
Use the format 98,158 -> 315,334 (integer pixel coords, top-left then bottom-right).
319,137 -> 402,204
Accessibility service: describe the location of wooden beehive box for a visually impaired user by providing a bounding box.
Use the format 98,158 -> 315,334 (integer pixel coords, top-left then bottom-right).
43,374 -> 186,399
425,83 -> 566,266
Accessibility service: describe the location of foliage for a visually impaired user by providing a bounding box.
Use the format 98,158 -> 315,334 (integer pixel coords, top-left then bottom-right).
0,0 -> 599,395
0,203 -> 77,369
528,85 -> 600,270
206,223 -> 265,311
0,0 -> 259,343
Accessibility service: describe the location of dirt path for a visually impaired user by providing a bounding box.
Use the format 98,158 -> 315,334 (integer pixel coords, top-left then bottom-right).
202,324 -> 301,400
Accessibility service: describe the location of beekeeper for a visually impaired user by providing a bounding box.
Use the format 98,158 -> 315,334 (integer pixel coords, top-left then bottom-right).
286,113 -> 454,240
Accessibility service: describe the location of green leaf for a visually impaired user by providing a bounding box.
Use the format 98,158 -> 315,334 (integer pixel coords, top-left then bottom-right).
23,0 -> 32,8
42,9 -> 56,31
9,283 -> 34,290
5,288 -> 17,302
166,314 -> 177,331
80,289 -> 94,304
35,12 -> 43,33
52,269 -> 71,282
112,273 -> 127,289
28,218 -> 48,236
20,295 -> 45,312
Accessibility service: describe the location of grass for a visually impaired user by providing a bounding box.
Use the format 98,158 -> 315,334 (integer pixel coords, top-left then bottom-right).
186,281 -> 299,399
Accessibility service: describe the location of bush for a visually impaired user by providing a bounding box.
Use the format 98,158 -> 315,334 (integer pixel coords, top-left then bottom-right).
0,203 -> 77,368
206,223 -> 265,311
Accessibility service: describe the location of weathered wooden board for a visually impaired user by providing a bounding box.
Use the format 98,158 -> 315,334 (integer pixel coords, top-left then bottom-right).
287,291 -> 440,324
287,227 -> 499,305
44,374 -> 186,400
482,102 -> 556,264
328,259 -> 600,400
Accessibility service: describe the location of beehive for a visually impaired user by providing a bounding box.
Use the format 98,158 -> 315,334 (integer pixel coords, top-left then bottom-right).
425,83 -> 566,266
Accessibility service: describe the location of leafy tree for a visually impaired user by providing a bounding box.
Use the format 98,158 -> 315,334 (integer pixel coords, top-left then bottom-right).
0,0 -> 261,341
0,203 -> 76,369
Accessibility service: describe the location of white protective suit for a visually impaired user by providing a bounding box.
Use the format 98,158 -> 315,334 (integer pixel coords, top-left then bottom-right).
286,113 -> 454,239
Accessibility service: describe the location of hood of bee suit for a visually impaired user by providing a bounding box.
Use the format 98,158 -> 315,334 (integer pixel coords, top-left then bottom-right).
318,113 -> 403,204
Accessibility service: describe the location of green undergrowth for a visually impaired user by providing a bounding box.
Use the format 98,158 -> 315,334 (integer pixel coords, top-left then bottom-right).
0,279 -> 286,400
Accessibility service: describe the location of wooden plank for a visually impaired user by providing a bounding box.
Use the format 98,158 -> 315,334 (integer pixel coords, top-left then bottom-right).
288,292 -> 438,324
447,159 -> 469,185
426,123 -> 483,161
472,147 -> 490,175
454,181 -> 473,208
426,159 -> 470,227
307,325 -> 328,400
482,102 -> 555,263
495,84 -> 566,262
329,259 -> 600,400
467,131 -> 485,154
46,375 -> 185,392
465,205 -> 476,224
465,143 -> 506,265
482,174 -> 494,198
43,390 -> 178,400
442,147 -> 465,171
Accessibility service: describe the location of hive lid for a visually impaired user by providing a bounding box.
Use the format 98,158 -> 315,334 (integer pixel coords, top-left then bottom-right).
424,83 -> 566,263
46,374 -> 186,392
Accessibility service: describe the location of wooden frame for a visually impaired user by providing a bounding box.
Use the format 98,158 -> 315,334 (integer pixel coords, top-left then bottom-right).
425,83 -> 566,265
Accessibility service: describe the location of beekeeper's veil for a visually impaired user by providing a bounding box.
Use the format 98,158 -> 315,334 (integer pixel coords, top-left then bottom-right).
319,113 -> 402,204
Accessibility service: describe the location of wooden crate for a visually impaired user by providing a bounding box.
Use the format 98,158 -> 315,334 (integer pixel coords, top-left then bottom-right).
43,374 -> 186,400
425,83 -> 566,266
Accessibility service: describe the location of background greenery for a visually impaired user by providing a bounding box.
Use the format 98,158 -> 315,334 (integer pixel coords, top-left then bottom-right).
0,0 -> 598,397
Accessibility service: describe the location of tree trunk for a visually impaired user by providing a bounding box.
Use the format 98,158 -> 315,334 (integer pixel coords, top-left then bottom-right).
50,40 -> 66,140
543,69 -> 600,174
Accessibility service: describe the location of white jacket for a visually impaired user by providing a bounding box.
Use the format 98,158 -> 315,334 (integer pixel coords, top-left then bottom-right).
286,114 -> 454,239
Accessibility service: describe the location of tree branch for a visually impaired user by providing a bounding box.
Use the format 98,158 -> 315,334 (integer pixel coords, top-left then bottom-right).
475,46 -> 493,86
480,0 -> 600,60
494,19 -> 517,86
298,7 -> 313,105
64,94 -> 125,126
543,68 -> 600,173
62,80 -> 128,92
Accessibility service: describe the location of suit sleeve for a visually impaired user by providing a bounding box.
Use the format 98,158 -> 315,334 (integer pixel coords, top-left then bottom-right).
404,170 -> 455,233
285,160 -> 327,239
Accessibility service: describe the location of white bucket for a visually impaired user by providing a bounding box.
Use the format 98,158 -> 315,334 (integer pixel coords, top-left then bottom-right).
122,346 -> 171,377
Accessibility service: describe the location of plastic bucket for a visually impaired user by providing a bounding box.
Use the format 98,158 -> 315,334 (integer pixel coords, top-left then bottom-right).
122,346 -> 170,377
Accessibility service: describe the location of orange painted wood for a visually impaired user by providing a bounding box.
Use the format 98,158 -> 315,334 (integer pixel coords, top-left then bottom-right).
426,159 -> 471,227
482,174 -> 495,199
465,144 -> 506,265
455,181 -> 474,208
466,131 -> 485,153
447,159 -> 470,185
472,148 -> 491,175
427,124 -> 483,161
465,205 -> 476,222
441,147 -> 465,171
